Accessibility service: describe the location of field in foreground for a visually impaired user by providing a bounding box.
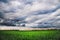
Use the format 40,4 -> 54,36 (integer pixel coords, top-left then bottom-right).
0,30 -> 60,40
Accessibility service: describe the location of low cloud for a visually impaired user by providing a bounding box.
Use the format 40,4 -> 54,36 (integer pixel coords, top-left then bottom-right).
0,0 -> 60,27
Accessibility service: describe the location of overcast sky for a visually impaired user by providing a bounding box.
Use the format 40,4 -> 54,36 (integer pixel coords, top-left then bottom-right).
0,0 -> 60,28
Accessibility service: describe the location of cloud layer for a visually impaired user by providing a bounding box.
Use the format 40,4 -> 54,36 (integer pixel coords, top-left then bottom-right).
0,0 -> 60,28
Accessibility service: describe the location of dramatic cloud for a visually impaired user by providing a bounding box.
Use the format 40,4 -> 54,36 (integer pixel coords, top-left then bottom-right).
0,0 -> 60,27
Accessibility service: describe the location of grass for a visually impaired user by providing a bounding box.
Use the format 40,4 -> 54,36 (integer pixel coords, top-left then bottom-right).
0,30 -> 60,40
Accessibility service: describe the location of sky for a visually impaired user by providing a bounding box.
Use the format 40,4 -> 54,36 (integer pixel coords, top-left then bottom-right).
0,0 -> 60,28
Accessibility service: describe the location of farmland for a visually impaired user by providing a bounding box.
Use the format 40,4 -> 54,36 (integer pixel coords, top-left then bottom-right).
0,30 -> 60,40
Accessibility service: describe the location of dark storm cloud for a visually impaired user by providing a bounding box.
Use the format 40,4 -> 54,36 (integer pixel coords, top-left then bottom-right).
0,0 -> 60,28
0,0 -> 8,3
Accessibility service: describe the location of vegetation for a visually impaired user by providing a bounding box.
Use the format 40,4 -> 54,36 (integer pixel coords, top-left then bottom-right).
0,30 -> 60,40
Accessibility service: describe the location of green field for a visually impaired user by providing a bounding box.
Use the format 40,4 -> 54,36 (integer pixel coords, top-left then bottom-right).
0,30 -> 60,40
